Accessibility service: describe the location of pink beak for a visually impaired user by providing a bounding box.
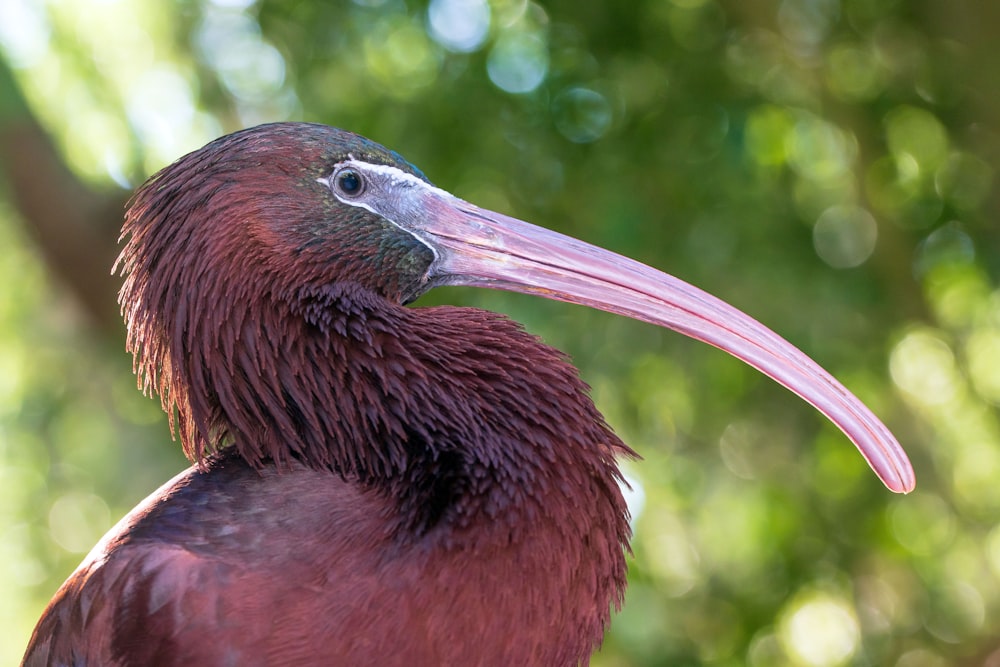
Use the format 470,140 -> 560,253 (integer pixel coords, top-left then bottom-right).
335,161 -> 916,493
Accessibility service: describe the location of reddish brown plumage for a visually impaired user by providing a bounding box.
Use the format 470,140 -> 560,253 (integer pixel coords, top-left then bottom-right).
116,125 -> 439,469
24,119 -> 917,665
24,123 -> 633,666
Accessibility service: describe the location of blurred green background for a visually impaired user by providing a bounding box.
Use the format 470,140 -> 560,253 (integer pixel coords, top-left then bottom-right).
1,0 -> 999,664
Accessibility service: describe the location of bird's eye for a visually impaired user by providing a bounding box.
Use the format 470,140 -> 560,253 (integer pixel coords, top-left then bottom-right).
335,169 -> 364,197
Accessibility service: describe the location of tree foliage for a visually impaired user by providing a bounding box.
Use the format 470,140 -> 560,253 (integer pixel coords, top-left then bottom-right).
1,0 -> 999,664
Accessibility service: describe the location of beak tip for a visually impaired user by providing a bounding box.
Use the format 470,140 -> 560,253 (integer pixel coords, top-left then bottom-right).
882,462 -> 916,494
898,475 -> 917,495
889,480 -> 915,494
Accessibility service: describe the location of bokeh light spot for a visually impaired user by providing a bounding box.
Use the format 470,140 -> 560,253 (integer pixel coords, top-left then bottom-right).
364,18 -> 441,98
788,115 -> 857,182
885,106 -> 949,177
222,41 -> 286,100
552,87 -> 612,143
779,591 -> 860,667
428,0 -> 491,53
125,66 -> 198,164
48,492 -> 111,555
966,328 -> 1000,405
210,0 -> 257,8
725,28 -> 784,87
778,0 -> 839,48
813,204 -> 878,268
487,31 -> 548,93
951,442 -> 1000,513
914,222 -> 974,276
826,42 -> 884,101
492,0 -> 529,27
196,9 -> 287,102
640,511 -> 702,597
924,582 -> 985,643
0,0 -> 50,67
923,263 -> 991,329
895,648 -> 950,667
890,329 -> 960,407
63,108 -> 133,184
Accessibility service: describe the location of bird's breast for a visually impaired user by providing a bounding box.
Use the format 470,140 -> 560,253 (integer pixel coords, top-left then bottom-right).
27,448 -> 616,666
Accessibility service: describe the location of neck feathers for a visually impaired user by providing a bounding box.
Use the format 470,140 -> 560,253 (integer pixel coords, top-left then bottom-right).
125,263 -> 632,530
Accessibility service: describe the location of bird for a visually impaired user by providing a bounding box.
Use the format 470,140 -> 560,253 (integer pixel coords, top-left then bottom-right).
22,122 -> 914,666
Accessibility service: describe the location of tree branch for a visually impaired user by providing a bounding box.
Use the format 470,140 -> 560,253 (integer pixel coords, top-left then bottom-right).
0,57 -> 125,333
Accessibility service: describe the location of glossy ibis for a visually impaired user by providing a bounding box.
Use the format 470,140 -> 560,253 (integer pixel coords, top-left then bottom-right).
22,122 -> 914,666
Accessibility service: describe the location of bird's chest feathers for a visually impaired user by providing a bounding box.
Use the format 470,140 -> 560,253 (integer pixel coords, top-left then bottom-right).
101,457 -> 620,664
213,297 -> 626,525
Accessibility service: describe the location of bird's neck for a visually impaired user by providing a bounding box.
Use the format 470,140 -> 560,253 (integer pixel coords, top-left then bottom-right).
152,282 -> 633,656
168,283 -> 632,539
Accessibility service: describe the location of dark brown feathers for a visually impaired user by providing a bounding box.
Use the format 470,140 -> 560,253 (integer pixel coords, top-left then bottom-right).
116,124 -> 437,467
26,123 -> 634,666
25,448 -> 628,666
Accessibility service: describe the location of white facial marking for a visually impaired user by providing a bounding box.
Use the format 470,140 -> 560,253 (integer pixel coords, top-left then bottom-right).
336,160 -> 456,200
320,159 -> 448,263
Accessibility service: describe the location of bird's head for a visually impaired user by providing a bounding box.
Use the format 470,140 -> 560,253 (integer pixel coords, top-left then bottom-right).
120,123 -> 437,311
118,122 -> 914,493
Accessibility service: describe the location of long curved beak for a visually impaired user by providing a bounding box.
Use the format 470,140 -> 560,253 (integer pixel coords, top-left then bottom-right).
338,161 -> 915,493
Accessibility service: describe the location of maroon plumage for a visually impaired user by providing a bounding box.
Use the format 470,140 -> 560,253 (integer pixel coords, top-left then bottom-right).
23,122 -> 912,666
24,124 -> 631,666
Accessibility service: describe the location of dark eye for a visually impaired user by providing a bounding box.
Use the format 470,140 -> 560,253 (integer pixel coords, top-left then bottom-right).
335,169 -> 363,197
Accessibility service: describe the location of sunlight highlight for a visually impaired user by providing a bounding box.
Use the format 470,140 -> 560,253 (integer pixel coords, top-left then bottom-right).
779,592 -> 860,667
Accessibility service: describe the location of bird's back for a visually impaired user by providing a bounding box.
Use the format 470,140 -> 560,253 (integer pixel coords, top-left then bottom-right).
23,451 -> 404,666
